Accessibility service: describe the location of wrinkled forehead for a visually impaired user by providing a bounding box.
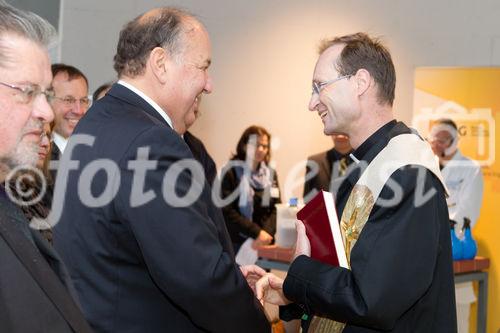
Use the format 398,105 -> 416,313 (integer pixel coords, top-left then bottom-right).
52,72 -> 89,93
313,44 -> 344,79
0,34 -> 51,87
182,20 -> 211,53
0,32 -> 23,67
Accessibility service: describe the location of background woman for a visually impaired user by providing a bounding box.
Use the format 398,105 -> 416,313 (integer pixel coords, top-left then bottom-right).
221,125 -> 281,252
7,122 -> 54,243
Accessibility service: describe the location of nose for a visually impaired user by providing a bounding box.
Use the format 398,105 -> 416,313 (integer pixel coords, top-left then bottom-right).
72,101 -> 86,116
308,92 -> 320,112
32,94 -> 54,123
203,75 -> 213,94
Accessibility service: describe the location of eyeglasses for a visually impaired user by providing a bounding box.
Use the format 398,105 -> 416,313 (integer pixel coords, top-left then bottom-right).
312,74 -> 352,95
52,95 -> 91,108
0,81 -> 55,104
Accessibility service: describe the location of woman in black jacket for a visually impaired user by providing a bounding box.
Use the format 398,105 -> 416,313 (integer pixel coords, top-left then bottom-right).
221,125 -> 281,252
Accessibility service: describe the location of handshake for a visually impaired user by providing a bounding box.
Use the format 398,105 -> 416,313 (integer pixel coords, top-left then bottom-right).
240,220 -> 310,306
239,265 -> 289,306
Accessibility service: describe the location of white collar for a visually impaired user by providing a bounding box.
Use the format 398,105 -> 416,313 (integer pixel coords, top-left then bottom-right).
117,80 -> 173,129
52,132 -> 68,153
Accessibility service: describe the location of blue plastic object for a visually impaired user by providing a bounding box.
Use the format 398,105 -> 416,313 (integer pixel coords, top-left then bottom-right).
461,218 -> 477,260
450,220 -> 463,260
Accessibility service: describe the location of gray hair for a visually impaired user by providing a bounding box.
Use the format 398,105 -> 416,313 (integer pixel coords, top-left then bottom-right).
0,1 -> 56,67
114,7 -> 197,78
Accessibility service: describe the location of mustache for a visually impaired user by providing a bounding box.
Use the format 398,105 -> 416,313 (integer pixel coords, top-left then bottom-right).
21,119 -> 44,136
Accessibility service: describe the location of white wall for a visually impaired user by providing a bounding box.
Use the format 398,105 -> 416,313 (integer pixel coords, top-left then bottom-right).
61,0 -> 500,199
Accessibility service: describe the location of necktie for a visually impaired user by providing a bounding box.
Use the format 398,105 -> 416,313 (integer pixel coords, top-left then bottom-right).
339,156 -> 348,176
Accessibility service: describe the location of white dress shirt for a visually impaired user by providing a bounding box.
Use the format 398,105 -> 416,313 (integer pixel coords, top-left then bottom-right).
52,131 -> 68,154
441,149 -> 484,230
117,80 -> 173,129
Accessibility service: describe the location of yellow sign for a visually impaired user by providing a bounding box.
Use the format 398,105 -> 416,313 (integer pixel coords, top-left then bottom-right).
413,99 -> 495,166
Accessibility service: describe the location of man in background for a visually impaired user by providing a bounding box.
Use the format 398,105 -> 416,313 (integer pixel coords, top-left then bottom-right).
50,63 -> 90,159
429,118 -> 484,333
303,133 -> 352,202
0,2 -> 91,332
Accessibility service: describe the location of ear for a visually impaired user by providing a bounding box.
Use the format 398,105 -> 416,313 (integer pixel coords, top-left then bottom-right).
353,68 -> 371,97
148,47 -> 170,84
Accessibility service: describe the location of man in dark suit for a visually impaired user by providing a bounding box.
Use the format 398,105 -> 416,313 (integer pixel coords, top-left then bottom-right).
303,134 -> 352,202
48,64 -> 90,180
52,7 -> 270,332
0,3 -> 91,332
182,95 -> 218,187
184,130 -> 217,186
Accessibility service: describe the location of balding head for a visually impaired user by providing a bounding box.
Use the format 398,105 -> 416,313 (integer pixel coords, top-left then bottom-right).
113,7 -> 200,78
113,7 -> 212,135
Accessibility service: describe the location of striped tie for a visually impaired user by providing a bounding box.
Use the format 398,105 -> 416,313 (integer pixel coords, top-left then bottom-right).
339,156 -> 348,176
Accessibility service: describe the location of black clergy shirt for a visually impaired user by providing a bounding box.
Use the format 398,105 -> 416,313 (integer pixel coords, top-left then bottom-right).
281,121 -> 457,333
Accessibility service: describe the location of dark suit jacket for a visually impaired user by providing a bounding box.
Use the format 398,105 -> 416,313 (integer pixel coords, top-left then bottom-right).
220,164 -> 280,248
53,84 -> 270,333
282,122 -> 456,332
0,187 -> 92,333
184,130 -> 217,186
303,150 -> 330,198
303,148 -> 353,203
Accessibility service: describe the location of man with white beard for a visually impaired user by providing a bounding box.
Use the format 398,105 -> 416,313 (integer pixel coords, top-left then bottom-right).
0,2 -> 91,332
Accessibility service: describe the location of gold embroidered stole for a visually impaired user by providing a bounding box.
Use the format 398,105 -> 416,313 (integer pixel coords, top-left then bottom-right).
308,134 -> 445,333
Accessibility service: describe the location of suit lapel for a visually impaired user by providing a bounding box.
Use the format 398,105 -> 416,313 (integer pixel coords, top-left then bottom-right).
0,188 -> 37,244
0,193 -> 92,333
30,227 -> 73,290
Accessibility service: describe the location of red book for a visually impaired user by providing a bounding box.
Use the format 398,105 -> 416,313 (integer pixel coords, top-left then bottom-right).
296,191 -> 349,268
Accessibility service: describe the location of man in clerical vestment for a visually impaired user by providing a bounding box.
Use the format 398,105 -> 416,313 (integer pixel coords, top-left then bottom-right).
257,33 -> 457,333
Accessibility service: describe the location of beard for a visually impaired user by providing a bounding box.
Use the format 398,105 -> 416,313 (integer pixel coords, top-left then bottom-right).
1,140 -> 39,171
1,119 -> 43,170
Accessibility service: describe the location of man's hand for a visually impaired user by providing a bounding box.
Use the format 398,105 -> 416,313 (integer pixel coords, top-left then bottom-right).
240,264 -> 267,293
252,230 -> 273,248
255,273 -> 291,306
293,220 -> 311,260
